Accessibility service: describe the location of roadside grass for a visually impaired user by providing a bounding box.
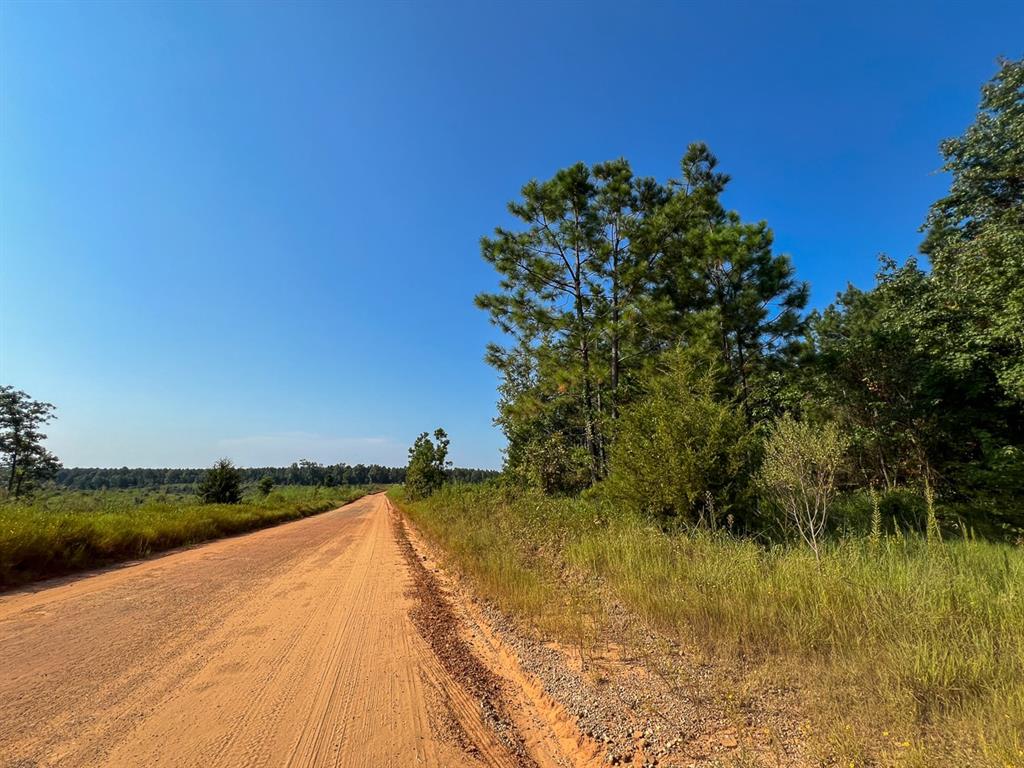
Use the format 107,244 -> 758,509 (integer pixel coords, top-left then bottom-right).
391,482 -> 1024,767
0,485 -> 375,589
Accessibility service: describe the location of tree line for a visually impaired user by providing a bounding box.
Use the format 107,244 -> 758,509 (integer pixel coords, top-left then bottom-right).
52,462 -> 497,491
477,57 -> 1023,539
0,392 -> 498,499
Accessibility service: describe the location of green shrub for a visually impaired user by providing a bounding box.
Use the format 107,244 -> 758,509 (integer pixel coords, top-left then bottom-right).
879,487 -> 928,532
600,349 -> 757,527
196,458 -> 242,504
523,431 -> 592,496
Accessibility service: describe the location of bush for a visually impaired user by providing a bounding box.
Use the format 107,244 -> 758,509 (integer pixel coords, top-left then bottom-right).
522,431 -> 592,496
196,458 -> 242,504
757,415 -> 846,558
600,350 -> 757,527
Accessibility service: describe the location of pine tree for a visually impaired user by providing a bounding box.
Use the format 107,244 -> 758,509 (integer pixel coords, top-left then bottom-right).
656,144 -> 808,421
197,458 -> 243,504
478,145 -> 808,491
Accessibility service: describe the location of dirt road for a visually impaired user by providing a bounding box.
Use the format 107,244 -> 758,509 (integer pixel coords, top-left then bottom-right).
0,493 -> 586,768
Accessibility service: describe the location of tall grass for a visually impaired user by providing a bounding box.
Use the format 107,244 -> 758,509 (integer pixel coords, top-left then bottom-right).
393,483 -> 1024,767
0,485 -> 373,588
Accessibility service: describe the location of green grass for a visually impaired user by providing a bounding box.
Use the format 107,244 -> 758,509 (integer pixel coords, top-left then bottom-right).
392,483 -> 1024,767
0,485 -> 374,589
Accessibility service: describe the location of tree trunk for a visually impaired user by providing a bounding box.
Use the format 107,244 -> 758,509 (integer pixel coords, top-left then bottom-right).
6,432 -> 16,495
610,247 -> 620,421
573,257 -> 600,484
734,333 -> 753,426
577,290 -> 599,483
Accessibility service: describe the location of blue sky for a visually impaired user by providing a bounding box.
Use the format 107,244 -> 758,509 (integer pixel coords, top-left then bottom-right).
1,1 -> 1021,469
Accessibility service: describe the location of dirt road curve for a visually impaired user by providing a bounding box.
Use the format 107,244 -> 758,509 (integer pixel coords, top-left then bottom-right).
0,494 -> 583,768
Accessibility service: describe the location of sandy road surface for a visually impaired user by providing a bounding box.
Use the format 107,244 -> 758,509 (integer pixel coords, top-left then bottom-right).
0,493 -> 575,768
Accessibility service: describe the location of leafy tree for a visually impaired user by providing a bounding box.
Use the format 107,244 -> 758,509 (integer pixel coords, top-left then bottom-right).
920,56 -> 1024,405
197,458 -> 243,504
477,164 -> 610,482
808,57 -> 1023,516
487,339 -> 594,495
405,428 -> 451,500
591,159 -> 672,418
809,259 -> 951,488
257,476 -> 274,496
0,386 -> 62,497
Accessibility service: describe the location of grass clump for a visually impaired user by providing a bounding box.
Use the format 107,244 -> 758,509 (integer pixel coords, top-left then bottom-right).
394,482 -> 1024,767
0,484 -> 372,588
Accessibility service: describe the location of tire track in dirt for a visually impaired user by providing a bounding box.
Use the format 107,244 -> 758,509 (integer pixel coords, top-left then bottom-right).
390,501 -> 535,768
391,501 -> 606,768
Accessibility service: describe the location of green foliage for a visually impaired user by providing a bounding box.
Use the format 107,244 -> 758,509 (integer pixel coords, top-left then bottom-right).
478,145 -> 808,494
808,260 -> 951,488
405,428 -> 450,500
921,56 -> 1024,403
0,485 -> 370,588
196,458 -> 243,504
52,463 -> 496,490
516,429 -> 592,496
653,144 -> 808,419
806,57 -> 1024,527
476,160 -> 648,484
257,476 -> 274,496
491,343 -> 594,495
0,385 -> 62,498
475,57 -> 1023,534
830,487 -> 932,536
599,348 -> 757,526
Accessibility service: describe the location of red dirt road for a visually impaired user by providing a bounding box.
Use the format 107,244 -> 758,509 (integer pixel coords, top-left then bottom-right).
0,493 -> 579,768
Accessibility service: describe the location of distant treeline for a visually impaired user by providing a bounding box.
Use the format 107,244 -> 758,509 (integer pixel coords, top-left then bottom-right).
54,462 -> 499,491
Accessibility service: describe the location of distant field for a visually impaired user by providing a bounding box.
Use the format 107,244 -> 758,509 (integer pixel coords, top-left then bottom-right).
0,485 -> 374,589
393,483 -> 1024,768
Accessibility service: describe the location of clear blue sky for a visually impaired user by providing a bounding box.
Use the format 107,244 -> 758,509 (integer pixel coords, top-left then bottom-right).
1,1 -> 1021,469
